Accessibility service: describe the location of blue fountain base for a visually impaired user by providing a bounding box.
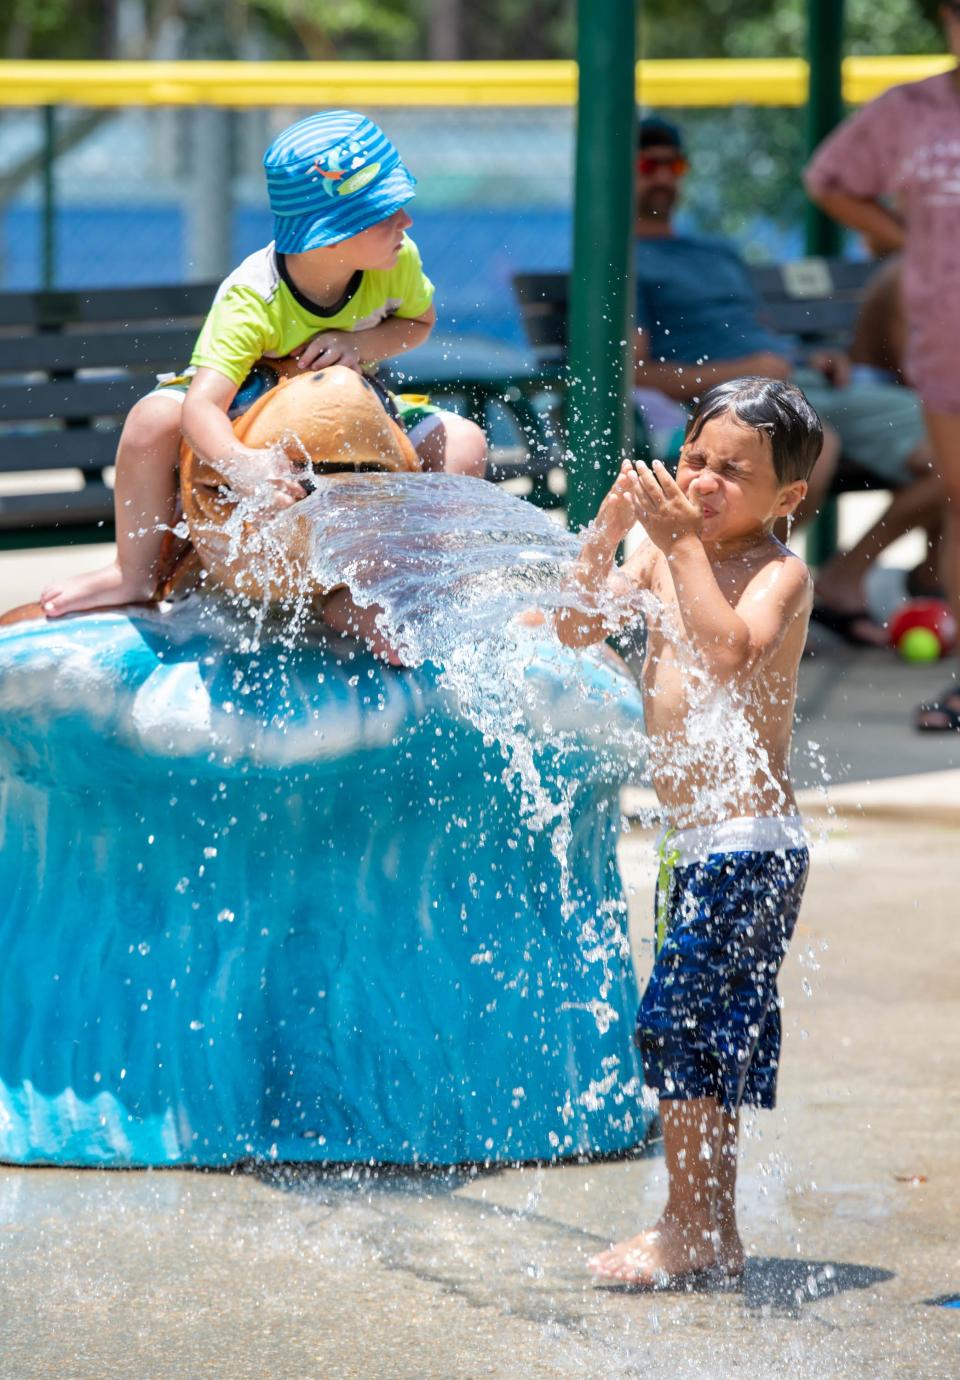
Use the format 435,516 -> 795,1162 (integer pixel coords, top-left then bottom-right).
0,606 -> 650,1166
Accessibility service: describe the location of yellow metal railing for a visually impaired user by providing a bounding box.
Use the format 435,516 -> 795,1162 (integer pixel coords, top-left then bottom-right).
0,56 -> 952,109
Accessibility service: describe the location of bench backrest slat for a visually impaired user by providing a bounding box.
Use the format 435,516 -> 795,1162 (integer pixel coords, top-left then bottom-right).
747,260 -> 875,300
513,257 -> 879,363
513,273 -> 570,307
0,431 -> 121,474
754,298 -> 863,338
0,286 -> 217,505
0,484 -> 113,532
0,328 -> 200,375
0,377 -> 150,423
0,284 -> 216,330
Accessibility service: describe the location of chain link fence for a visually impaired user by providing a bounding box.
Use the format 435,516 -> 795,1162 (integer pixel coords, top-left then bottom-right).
1,101 -> 824,349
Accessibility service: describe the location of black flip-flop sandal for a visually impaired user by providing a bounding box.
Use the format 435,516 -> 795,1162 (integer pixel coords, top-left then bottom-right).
915,684 -> 960,733
810,602 -> 888,649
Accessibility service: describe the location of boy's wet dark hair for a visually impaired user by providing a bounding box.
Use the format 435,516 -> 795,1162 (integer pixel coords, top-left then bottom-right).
684,378 -> 823,485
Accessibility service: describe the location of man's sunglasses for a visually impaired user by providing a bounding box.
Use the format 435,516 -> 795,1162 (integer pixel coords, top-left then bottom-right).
635,154 -> 689,177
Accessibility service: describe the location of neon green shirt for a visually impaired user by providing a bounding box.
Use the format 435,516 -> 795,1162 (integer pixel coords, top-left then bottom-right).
190,235 -> 435,387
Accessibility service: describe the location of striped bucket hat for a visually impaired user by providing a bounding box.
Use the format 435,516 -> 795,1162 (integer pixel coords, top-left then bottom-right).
264,110 -> 417,253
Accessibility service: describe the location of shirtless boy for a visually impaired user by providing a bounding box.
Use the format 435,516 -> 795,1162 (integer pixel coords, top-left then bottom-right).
556,377 -> 819,1288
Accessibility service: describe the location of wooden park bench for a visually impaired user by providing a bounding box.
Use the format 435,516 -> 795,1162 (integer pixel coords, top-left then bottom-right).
0,284 -> 563,553
514,255 -> 887,484
0,283 -> 215,550
514,256 -> 879,367
380,334 -> 564,506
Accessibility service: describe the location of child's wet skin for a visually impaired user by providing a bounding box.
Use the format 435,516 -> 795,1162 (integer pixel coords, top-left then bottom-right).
557,379 -> 820,1292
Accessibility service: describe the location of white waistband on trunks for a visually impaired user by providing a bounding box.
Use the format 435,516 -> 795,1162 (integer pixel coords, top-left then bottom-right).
658,815 -> 807,868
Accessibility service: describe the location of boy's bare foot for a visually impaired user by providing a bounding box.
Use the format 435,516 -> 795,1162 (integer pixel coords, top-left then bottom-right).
713,1229 -> 746,1280
588,1218 -> 743,1288
40,561 -> 155,619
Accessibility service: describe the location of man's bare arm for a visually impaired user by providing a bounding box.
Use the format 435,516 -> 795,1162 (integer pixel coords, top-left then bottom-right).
805,189 -> 905,256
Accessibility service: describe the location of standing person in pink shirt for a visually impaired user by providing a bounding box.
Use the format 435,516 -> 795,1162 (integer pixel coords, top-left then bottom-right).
805,3 -> 960,731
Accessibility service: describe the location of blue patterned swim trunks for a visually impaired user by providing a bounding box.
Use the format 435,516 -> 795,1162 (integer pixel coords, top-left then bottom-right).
636,816 -> 809,1112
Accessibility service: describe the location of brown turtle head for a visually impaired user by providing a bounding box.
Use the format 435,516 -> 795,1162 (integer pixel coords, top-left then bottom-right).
234,363 -> 420,474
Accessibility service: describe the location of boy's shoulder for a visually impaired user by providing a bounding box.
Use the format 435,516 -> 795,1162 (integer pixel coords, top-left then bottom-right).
727,542 -> 813,607
212,244 -> 281,308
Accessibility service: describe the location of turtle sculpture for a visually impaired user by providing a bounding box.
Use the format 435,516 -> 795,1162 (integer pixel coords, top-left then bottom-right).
177,362 -> 421,604
1,361 -> 420,627
0,360 -> 653,1167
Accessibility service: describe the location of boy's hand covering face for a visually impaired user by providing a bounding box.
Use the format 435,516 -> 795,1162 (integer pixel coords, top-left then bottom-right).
631,459 -> 703,552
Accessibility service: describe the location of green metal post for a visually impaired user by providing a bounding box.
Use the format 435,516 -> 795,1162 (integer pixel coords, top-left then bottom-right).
805,0 -> 845,257
565,0 -> 637,533
805,0 -> 845,565
41,105 -> 58,290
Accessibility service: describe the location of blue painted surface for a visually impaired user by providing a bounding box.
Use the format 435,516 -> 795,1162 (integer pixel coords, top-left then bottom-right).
0,608 -> 650,1167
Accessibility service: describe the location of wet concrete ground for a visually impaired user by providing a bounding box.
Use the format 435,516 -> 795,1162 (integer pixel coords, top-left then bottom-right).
2,814 -> 957,1379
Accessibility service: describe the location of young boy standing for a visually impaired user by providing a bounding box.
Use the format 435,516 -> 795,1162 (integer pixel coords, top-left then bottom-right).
556,378 -> 819,1288
42,109 -> 485,617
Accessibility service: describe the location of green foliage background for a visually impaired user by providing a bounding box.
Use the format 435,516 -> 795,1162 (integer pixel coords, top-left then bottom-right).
0,0 -> 946,62
637,0 -> 942,59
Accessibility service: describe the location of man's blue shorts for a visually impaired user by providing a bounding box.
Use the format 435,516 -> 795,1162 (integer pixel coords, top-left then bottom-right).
636,841 -> 809,1112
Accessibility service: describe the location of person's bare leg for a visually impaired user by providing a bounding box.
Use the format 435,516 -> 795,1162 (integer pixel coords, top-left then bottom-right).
588,1097 -> 722,1284
812,471 -> 942,635
916,409 -> 960,726
320,586 -> 406,666
40,393 -> 183,617
908,511 -> 943,596
711,1109 -> 745,1277
414,412 -> 487,477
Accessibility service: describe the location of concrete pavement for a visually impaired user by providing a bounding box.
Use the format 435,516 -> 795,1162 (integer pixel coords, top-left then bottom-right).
0,545 -> 958,1377
1,814 -> 958,1379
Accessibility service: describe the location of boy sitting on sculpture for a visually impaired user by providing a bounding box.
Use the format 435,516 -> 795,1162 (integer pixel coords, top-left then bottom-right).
40,109 -> 486,638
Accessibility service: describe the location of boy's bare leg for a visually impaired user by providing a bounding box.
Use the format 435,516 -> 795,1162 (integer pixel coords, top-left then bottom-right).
588,1097 -> 723,1284
319,586 -> 406,667
40,394 -> 183,617
414,413 -> 487,477
712,1109 -> 745,1277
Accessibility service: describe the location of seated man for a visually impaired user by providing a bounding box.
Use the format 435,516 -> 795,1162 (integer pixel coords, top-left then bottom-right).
631,116 -> 932,645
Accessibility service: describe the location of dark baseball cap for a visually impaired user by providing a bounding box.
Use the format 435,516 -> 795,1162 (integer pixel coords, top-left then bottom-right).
637,116 -> 685,152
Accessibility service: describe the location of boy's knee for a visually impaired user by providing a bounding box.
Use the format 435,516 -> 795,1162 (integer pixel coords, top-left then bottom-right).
123,393 -> 184,455
418,413 -> 488,477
